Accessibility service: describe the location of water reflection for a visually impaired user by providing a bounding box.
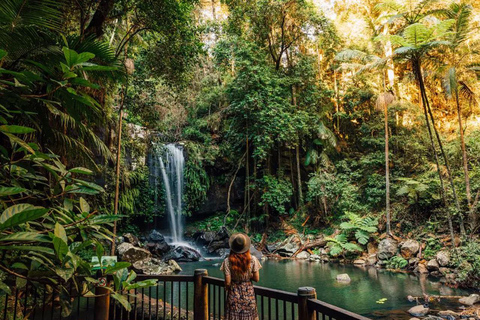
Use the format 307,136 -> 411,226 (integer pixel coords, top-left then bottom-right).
178,259 -> 471,320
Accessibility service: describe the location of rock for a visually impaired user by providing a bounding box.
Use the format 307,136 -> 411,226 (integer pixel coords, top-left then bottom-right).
367,243 -> 377,254
409,258 -> 419,267
438,310 -> 459,318
365,254 -> 377,266
168,260 -> 182,272
414,264 -> 429,274
353,259 -> 365,266
117,243 -> 151,264
146,230 -> 166,243
401,240 -> 420,259
423,317 -> 443,320
430,271 -> 442,277
297,251 -> 310,259
146,242 -> 171,257
459,294 -> 480,306
409,318 -> 420,320
215,248 -> 229,258
321,256 -> 329,262
123,233 -> 141,246
439,267 -> 450,275
116,236 -> 125,245
445,273 -> 456,284
309,254 -> 321,261
250,245 -> 263,260
132,258 -> 172,275
336,274 -> 351,282
377,238 -> 398,260
164,246 -> 201,262
436,251 -> 450,267
408,305 -> 429,317
277,243 -> 300,257
427,259 -> 440,271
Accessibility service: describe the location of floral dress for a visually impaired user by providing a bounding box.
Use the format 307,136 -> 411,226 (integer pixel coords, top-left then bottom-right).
220,256 -> 262,320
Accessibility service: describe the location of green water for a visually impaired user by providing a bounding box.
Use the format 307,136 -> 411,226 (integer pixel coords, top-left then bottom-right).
178,259 -> 472,319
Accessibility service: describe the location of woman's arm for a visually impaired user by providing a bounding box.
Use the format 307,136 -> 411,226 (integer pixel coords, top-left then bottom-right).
225,274 -> 232,290
251,271 -> 259,282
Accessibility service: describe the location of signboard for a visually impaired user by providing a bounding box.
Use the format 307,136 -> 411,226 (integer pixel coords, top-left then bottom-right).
91,256 -> 117,270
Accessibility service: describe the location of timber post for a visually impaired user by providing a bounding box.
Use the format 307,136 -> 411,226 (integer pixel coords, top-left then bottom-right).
298,286 -> 316,320
194,269 -> 208,320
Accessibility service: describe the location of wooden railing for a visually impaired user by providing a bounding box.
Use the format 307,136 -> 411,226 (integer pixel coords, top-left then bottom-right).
3,269 -> 371,320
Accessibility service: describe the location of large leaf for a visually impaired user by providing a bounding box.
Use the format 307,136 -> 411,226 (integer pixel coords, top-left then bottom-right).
69,167 -> 93,175
0,246 -> 54,254
53,236 -> 69,259
0,186 -> 26,197
0,232 -> 50,243
54,223 -> 67,243
79,197 -> 90,213
3,133 -> 35,154
0,125 -> 35,134
112,293 -> 131,311
105,262 -> 131,275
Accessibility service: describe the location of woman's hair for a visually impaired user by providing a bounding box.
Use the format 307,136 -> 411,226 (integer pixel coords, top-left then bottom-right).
228,251 -> 251,275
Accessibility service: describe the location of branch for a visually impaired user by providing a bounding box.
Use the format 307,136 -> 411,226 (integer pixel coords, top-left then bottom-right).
224,151 -> 247,226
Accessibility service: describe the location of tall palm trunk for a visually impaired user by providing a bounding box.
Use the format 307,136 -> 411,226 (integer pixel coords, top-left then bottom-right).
455,88 -> 473,228
413,59 -> 456,244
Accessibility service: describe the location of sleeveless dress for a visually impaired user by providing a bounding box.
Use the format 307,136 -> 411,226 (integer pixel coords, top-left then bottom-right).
220,256 -> 262,320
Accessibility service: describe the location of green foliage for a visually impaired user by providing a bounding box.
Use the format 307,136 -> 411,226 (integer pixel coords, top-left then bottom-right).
339,212 -> 378,245
450,242 -> 480,289
259,175 -> 293,215
385,256 -> 408,269
423,237 -> 443,259
325,234 -> 362,257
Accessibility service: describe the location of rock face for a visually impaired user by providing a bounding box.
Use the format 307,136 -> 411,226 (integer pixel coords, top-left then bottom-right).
401,240 -> 420,259
117,242 -> 151,264
296,251 -> 310,259
250,245 -> 263,260
336,274 -> 351,282
276,235 -> 301,257
408,305 -> 429,317
459,294 -> 480,306
377,238 -> 398,260
146,242 -> 171,257
194,227 -> 230,255
436,251 -> 450,267
164,245 -> 201,262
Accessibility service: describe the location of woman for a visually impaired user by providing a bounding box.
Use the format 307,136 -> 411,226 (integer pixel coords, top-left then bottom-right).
220,233 -> 262,320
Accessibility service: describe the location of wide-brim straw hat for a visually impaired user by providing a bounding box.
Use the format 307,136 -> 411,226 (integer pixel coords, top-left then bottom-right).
229,233 -> 251,254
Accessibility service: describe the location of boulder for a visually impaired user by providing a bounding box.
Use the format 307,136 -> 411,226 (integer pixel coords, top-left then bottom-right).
296,251 -> 310,260
336,274 -> 351,283
445,273 -> 456,284
414,264 -> 429,274
123,233 -> 141,247
365,254 -> 377,266
423,317 -> 443,320
439,267 -> 450,275
353,259 -> 365,266
309,254 -> 321,261
146,242 -> 171,257
250,245 -> 263,260
215,248 -> 229,258
459,294 -> 480,306
408,305 -> 429,317
409,318 -> 420,320
132,258 -> 171,275
409,258 -> 419,268
276,243 -> 300,257
168,259 -> 182,272
207,239 -> 229,253
437,310 -> 459,318
427,259 -> 439,271
164,246 -> 201,262
377,238 -> 398,260
321,256 -> 329,262
401,240 -> 420,259
436,251 -> 450,267
117,243 -> 151,264
146,230 -> 166,243
367,243 -> 377,254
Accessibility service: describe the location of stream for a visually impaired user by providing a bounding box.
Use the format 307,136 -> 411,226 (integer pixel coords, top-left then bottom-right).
178,259 -> 472,319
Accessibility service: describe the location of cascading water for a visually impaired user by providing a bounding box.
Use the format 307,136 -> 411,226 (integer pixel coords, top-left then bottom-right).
150,143 -> 185,244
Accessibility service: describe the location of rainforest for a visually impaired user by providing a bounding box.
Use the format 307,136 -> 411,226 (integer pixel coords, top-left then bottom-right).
0,0 -> 480,319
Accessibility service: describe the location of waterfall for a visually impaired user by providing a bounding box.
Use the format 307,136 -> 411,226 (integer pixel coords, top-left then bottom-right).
151,143 -> 185,244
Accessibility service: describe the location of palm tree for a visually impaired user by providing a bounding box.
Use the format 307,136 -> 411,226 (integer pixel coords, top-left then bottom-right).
440,3 -> 478,231
391,20 -> 461,242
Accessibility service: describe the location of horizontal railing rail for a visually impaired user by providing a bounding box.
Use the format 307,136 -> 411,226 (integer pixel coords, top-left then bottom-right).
2,269 -> 371,320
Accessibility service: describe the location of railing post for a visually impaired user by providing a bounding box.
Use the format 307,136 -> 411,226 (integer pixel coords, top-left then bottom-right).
298,287 -> 316,320
194,269 -> 208,320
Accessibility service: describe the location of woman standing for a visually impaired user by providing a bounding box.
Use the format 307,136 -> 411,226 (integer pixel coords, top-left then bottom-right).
220,233 -> 262,320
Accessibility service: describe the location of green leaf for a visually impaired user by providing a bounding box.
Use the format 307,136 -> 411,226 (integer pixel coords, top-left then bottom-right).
53,236 -> 69,259
54,223 -> 68,243
0,246 -> 54,254
0,125 -> 35,134
0,281 -> 11,295
124,279 -> 158,291
79,197 -> 90,213
76,52 -> 96,65
0,50 -> 6,60
0,232 -> 50,243
105,263 -> 131,275
69,167 -> 93,175
55,267 -> 74,282
63,47 -> 79,68
112,293 -> 131,311
69,78 -> 101,89
0,204 -> 49,229
3,133 -> 35,154
0,186 -> 27,197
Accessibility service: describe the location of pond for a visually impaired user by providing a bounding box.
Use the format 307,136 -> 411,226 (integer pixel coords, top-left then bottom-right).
178,259 -> 472,319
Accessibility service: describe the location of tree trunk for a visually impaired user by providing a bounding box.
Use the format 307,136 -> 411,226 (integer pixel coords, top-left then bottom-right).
85,0 -> 115,38
414,60 -> 456,244
111,109 -> 123,255
385,98 -> 391,236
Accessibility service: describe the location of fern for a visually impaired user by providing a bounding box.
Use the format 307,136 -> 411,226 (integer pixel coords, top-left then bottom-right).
339,212 -> 378,245
325,234 -> 362,257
